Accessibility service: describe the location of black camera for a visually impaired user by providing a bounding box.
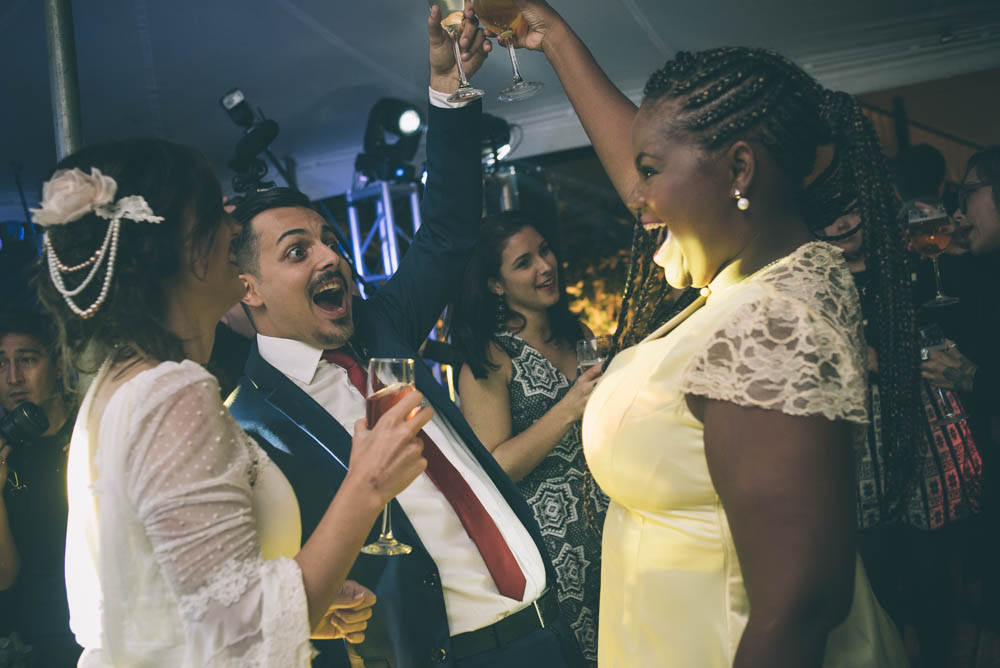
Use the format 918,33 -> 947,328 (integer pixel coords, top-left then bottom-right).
220,88 -> 283,195
0,402 -> 49,448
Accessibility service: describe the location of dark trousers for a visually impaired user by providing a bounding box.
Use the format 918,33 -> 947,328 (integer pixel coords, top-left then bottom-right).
454,621 -> 586,668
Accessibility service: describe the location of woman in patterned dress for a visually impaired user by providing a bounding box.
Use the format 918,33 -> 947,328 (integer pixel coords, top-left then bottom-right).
450,212 -> 606,663
822,199 -> 983,666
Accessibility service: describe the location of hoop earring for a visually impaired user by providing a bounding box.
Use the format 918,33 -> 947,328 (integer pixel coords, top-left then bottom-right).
733,189 -> 750,211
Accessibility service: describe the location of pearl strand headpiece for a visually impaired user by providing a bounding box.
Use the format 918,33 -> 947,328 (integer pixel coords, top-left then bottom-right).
30,167 -> 164,319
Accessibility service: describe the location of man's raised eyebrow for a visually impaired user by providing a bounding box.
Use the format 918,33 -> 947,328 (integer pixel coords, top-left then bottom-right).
276,228 -> 309,246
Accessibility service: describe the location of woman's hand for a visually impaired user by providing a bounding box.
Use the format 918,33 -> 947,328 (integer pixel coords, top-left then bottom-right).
556,363 -> 603,422
311,580 -> 376,643
866,346 -> 879,375
922,340 -> 977,392
429,2 -> 491,94
497,0 -> 564,51
348,389 -> 431,507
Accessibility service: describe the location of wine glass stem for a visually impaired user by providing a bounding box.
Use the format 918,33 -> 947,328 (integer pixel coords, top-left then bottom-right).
936,387 -> 956,418
503,32 -> 525,84
450,33 -> 473,89
931,257 -> 946,297
380,503 -> 393,539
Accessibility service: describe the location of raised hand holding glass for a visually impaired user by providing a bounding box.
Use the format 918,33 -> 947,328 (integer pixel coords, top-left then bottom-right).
472,0 -> 542,102
363,357 -> 417,556
428,0 -> 486,102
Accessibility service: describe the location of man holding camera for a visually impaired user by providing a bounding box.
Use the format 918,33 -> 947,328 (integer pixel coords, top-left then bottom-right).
0,308 -> 80,666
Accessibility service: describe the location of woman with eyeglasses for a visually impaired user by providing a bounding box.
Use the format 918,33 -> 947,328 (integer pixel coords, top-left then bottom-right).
921,147 -> 1000,419
920,145 -> 1000,635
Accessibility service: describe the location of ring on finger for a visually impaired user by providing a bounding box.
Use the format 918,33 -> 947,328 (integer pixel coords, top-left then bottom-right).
920,348 -> 930,361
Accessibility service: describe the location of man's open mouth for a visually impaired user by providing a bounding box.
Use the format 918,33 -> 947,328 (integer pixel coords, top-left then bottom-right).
311,277 -> 347,315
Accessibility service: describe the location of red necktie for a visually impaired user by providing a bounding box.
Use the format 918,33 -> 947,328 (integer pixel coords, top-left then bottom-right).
322,350 -> 527,601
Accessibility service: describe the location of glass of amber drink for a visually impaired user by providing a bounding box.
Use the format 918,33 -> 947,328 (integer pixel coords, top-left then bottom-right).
362,357 -> 417,555
904,199 -> 959,308
472,0 -> 543,101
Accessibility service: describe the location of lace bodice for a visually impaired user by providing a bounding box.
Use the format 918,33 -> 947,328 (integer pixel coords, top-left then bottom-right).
65,360 -> 314,667
680,242 -> 868,424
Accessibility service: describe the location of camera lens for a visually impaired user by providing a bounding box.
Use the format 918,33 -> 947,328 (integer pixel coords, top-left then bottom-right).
0,402 -> 49,448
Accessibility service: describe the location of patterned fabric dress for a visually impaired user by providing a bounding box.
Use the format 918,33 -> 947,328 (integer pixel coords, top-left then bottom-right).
851,272 -> 983,531
493,331 -> 608,661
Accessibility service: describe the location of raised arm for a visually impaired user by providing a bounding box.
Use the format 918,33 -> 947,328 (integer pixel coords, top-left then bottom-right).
372,6 -> 491,346
511,0 -> 639,203
459,345 -> 601,482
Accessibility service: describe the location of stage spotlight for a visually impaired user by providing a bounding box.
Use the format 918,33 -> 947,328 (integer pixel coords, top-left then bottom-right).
355,98 -> 425,183
398,109 -> 422,135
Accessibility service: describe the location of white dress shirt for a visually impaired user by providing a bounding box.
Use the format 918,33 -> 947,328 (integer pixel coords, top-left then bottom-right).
257,334 -> 547,634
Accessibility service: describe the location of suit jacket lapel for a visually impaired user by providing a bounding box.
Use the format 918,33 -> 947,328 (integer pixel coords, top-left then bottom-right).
268,384 -> 352,471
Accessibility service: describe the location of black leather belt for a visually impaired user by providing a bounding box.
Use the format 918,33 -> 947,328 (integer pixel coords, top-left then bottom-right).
450,588 -> 560,661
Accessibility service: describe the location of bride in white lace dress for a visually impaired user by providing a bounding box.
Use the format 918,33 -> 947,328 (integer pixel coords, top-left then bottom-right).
32,143 -> 430,667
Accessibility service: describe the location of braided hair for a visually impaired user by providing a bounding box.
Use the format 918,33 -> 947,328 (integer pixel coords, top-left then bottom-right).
609,47 -> 917,520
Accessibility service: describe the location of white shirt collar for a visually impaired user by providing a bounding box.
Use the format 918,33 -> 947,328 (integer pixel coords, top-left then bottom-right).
257,333 -> 326,385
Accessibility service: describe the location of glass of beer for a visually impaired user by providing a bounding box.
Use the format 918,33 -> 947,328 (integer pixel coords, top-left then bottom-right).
471,0 -> 542,102
362,357 -> 417,556
576,335 -> 612,374
903,199 -> 959,308
428,0 -> 486,102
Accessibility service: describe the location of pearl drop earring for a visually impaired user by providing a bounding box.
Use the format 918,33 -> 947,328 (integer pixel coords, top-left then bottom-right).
733,189 -> 750,211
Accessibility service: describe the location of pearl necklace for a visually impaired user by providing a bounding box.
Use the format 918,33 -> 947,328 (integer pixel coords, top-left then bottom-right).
45,219 -> 121,319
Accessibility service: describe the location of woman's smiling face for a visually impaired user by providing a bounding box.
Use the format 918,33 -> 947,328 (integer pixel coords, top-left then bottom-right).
628,99 -> 746,289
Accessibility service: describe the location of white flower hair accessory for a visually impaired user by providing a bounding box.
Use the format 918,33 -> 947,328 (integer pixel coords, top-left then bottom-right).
31,167 -> 165,319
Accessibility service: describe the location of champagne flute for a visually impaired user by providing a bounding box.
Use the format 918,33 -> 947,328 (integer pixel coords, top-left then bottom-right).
362,357 -> 417,556
471,0 -> 542,102
903,199 -> 959,308
576,335 -> 612,374
428,0 -> 485,103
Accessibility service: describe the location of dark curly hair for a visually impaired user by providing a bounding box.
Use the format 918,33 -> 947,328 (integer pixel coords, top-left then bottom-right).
448,212 -> 584,379
608,47 -> 918,520
0,308 -> 58,355
34,138 -> 226,382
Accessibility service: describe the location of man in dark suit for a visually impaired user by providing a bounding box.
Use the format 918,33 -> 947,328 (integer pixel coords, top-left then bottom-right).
226,9 -> 585,668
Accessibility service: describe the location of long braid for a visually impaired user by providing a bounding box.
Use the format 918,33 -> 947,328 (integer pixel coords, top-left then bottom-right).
818,91 -> 920,520
609,219 -> 647,356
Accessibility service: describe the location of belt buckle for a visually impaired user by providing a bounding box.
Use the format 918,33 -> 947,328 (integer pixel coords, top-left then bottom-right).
532,590 -> 547,629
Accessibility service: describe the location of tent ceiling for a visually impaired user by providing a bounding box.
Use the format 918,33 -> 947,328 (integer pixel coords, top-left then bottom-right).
2,0 -> 999,221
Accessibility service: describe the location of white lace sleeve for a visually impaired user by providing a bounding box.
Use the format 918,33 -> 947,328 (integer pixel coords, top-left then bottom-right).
680,291 -> 869,424
124,367 -> 314,666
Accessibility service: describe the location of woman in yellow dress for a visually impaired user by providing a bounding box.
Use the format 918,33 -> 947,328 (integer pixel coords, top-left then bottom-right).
501,2 -> 918,666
